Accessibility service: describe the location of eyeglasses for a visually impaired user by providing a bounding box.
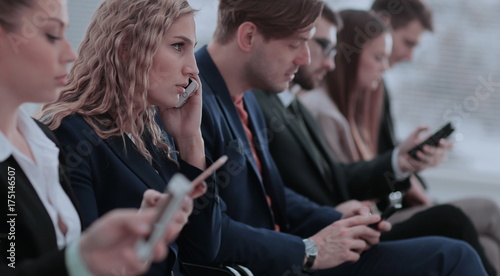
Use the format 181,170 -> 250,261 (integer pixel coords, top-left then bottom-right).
313,38 -> 337,57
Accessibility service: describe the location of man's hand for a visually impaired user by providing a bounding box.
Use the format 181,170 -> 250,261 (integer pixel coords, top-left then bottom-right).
79,209 -> 168,276
397,126 -> 453,173
308,215 -> 384,270
335,200 -> 373,219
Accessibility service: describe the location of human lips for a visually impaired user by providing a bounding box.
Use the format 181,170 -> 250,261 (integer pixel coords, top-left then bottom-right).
286,69 -> 298,81
176,82 -> 190,94
55,75 -> 68,86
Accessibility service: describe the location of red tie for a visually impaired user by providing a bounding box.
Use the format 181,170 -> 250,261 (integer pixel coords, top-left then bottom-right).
234,96 -> 280,232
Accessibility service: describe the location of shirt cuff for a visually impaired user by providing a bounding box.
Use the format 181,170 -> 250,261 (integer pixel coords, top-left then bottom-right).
65,239 -> 95,276
391,147 -> 411,181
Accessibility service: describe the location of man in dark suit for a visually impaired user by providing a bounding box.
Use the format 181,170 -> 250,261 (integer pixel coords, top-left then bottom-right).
196,0 -> 487,275
252,4 -> 496,274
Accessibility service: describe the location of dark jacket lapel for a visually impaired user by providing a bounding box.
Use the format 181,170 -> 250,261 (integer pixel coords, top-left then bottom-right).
104,135 -> 166,192
295,100 -> 350,201
196,46 -> 263,181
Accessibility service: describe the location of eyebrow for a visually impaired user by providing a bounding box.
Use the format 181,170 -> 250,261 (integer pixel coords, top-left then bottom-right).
173,35 -> 198,47
47,18 -> 67,28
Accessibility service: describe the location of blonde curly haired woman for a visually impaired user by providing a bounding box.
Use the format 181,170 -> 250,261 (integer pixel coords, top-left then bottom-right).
40,0 -> 220,275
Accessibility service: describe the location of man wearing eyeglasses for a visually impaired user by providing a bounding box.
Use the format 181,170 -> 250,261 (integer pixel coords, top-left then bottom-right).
252,5 -> 414,207
251,4 -> 490,266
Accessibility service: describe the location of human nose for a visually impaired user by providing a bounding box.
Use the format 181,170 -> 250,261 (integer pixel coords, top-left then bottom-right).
323,55 -> 336,71
295,43 -> 311,66
184,53 -> 199,77
61,38 -> 76,64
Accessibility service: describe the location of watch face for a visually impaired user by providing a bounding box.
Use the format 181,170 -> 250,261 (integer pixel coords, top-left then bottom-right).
304,239 -> 318,255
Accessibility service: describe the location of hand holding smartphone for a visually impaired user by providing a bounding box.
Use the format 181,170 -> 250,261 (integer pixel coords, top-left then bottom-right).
408,122 -> 455,159
135,156 -> 228,260
175,77 -> 199,108
369,206 -> 397,229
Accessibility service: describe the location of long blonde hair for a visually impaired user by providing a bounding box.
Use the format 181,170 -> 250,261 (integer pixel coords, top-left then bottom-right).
40,0 -> 195,162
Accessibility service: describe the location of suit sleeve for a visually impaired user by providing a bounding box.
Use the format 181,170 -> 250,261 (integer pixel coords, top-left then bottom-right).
200,104 -> 338,275
53,118 -> 100,229
339,151 -> 411,201
284,187 -> 342,238
176,158 -> 222,263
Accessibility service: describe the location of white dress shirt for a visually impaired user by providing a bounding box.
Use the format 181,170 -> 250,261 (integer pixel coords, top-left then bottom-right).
0,109 -> 81,249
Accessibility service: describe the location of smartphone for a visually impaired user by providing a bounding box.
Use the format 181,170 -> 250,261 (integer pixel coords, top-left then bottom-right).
369,206 -> 397,229
136,173 -> 192,260
135,155 -> 228,260
175,78 -> 199,108
191,155 -> 228,186
408,122 -> 455,159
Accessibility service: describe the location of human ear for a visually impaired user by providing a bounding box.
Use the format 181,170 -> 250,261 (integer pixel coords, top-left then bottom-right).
236,22 -> 259,52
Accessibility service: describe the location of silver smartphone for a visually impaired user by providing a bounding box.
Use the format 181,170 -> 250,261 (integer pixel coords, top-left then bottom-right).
175,78 -> 199,108
135,156 -> 228,260
135,173 -> 192,260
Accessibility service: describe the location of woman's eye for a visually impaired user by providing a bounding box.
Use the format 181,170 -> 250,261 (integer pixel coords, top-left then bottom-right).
172,43 -> 184,51
46,34 -> 61,42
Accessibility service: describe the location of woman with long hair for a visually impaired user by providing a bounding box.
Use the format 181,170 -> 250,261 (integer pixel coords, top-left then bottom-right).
0,0 -> 177,275
301,9 -> 392,163
40,0 -> 219,275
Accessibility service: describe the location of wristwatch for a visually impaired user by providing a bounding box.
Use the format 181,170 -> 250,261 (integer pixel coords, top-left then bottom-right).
302,239 -> 318,272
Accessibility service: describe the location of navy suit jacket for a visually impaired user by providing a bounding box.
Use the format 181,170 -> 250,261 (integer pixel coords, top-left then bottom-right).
53,114 -> 221,275
252,89 -> 410,206
196,46 -> 342,275
0,121 -> 80,276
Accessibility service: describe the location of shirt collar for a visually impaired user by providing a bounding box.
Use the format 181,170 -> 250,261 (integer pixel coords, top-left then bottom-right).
0,109 -> 57,162
277,84 -> 302,108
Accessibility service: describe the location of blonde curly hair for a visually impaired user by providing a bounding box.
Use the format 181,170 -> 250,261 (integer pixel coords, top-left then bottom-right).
40,0 -> 195,162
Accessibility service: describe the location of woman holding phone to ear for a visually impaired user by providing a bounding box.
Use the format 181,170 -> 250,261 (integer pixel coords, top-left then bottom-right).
0,0 -> 181,275
40,0 -> 221,275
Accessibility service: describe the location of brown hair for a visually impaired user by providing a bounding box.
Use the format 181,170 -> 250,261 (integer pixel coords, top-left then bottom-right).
0,0 -> 33,30
213,0 -> 324,45
40,0 -> 195,163
326,9 -> 390,161
321,2 -> 342,30
371,0 -> 433,31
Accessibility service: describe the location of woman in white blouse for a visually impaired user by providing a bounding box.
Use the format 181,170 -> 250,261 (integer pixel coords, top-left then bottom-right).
0,0 -> 184,275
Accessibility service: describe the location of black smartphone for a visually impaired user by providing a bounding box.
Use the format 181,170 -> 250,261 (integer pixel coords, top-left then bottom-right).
369,206 -> 397,229
408,122 -> 455,159
175,78 -> 199,108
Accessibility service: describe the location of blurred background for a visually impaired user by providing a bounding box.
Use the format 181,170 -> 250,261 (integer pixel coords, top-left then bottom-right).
30,0 -> 499,203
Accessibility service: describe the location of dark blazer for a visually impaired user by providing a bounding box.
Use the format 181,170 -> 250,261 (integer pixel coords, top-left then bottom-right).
53,114 -> 221,275
252,89 -> 410,206
196,46 -> 342,275
377,82 -> 427,190
0,121 -> 80,276
378,82 -> 398,153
